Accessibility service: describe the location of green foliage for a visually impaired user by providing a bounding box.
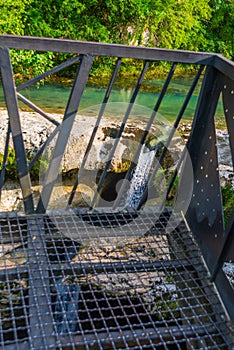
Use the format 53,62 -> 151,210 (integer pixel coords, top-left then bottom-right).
142,0 -> 212,51
0,0 -> 31,35
205,0 -> 234,59
166,174 -> 179,205
26,151 -> 48,181
0,149 -> 18,180
0,0 -> 233,80
147,293 -> 180,319
0,149 -> 45,181
10,50 -> 55,82
221,183 -> 234,226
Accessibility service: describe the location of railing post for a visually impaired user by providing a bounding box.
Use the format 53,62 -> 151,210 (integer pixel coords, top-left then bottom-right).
185,65 -> 223,268
186,65 -> 234,323
0,47 -> 34,214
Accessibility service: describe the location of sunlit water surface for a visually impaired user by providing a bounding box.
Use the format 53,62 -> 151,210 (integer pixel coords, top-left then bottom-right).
0,77 -> 225,124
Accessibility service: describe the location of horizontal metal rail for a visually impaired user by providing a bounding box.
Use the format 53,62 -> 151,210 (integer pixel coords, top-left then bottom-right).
0,34 -> 215,62
0,34 -> 230,78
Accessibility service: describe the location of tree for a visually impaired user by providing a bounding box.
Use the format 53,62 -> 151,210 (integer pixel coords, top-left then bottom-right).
0,0 -> 232,80
140,0 -> 212,51
0,0 -> 31,35
205,0 -> 234,59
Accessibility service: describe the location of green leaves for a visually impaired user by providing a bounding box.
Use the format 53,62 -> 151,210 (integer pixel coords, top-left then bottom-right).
10,49 -> 55,83
0,0 -> 31,35
205,0 -> 234,59
0,149 -> 48,181
142,0 -> 212,51
0,149 -> 18,180
0,0 -> 233,80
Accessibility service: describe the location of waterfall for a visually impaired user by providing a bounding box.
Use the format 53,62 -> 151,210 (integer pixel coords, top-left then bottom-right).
125,143 -> 163,210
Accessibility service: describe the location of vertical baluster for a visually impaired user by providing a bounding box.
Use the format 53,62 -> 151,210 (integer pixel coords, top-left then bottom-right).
137,65 -> 204,210
0,121 -> 11,195
37,54 -> 94,213
67,57 -> 122,208
113,62 -> 177,210
90,60 -> 150,210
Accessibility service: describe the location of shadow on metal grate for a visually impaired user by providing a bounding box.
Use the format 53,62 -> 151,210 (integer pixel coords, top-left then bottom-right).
0,35 -> 233,349
0,210 -> 233,349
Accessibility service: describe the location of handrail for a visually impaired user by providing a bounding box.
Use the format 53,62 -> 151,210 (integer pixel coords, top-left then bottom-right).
0,34 -> 220,64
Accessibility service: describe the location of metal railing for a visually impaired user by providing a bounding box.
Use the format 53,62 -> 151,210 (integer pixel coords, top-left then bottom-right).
0,35 -> 233,348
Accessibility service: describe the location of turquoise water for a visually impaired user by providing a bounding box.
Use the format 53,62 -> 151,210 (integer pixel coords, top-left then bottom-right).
0,77 -> 224,123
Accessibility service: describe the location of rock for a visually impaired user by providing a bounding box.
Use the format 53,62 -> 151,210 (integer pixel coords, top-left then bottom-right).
223,262 -> 234,287
0,111 -> 232,213
0,109 -> 62,152
0,109 -> 163,174
216,129 -> 232,167
178,123 -> 233,188
219,164 -> 234,188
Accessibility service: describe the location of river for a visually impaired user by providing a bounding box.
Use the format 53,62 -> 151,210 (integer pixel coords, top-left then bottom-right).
0,76 -> 226,125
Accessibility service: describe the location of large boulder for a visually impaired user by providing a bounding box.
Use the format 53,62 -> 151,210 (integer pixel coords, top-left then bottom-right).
0,109 -> 166,174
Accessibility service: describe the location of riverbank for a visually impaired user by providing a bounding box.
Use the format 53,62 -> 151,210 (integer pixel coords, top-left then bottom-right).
0,108 -> 231,166
1,76 -> 228,129
0,108 -> 232,212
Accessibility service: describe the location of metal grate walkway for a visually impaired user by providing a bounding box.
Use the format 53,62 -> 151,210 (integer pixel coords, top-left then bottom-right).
0,210 -> 233,349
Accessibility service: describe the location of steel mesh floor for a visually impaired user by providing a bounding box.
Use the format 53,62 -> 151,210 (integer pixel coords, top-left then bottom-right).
0,209 -> 233,350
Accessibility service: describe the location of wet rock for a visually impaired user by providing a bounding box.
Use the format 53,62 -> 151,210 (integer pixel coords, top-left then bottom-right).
219,164 -> 234,188
0,110 -> 162,174
223,262 -> 234,287
216,129 -> 232,167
